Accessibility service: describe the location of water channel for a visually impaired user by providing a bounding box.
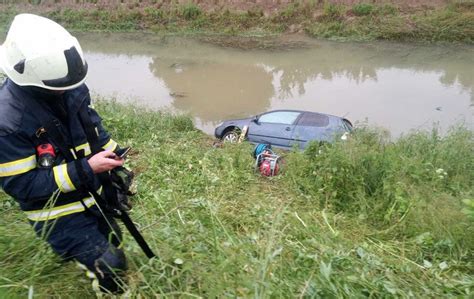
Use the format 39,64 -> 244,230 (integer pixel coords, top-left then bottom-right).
35,33 -> 474,136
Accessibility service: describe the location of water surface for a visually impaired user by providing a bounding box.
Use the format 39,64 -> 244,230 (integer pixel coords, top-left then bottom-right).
77,33 -> 474,136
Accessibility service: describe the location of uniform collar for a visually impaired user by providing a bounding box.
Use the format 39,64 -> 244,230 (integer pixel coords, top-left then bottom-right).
63,83 -> 89,114
6,79 -> 90,118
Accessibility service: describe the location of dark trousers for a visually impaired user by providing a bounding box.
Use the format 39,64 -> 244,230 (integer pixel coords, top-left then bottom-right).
31,206 -> 127,292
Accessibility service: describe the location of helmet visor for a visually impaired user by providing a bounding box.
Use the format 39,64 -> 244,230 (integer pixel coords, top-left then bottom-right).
42,46 -> 88,89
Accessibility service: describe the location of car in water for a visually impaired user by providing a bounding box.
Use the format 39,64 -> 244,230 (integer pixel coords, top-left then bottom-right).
214,110 -> 353,150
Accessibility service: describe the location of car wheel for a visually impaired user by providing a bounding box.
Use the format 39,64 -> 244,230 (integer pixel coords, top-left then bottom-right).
222,129 -> 240,143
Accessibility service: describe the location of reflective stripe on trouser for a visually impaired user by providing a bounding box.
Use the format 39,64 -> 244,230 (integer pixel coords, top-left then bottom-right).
76,262 -> 102,295
31,207 -> 126,293
25,196 -> 96,221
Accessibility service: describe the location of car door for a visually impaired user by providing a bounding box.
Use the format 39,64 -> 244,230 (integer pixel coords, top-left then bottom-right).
248,111 -> 301,148
292,112 -> 331,149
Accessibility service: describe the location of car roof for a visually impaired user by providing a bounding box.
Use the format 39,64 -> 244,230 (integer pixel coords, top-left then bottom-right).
260,109 -> 343,120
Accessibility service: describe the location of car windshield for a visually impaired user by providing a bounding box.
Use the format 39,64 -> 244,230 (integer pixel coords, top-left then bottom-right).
258,111 -> 300,125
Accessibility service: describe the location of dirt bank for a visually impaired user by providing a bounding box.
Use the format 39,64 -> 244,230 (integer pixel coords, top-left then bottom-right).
1,1 -> 473,43
2,0 -> 454,13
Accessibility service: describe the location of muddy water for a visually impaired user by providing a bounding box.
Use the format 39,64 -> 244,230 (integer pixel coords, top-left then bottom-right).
76,33 -> 473,136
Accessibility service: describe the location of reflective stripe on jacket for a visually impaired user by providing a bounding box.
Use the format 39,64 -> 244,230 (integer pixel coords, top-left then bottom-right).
25,195 -> 96,222
0,79 -> 118,219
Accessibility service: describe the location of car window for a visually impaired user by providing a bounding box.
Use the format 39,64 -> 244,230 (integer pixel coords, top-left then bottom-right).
258,111 -> 301,125
297,113 -> 329,127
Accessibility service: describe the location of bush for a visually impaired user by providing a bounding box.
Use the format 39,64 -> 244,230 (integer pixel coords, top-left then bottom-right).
284,126 -> 474,226
352,3 -> 374,16
375,4 -> 398,16
181,3 -> 202,21
323,3 -> 345,20
279,3 -> 300,20
144,7 -> 163,21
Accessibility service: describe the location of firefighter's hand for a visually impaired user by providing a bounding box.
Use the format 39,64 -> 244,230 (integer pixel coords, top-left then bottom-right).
88,150 -> 124,174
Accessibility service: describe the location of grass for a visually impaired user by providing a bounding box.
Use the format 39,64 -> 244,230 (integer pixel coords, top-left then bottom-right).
0,2 -> 473,43
305,2 -> 474,42
0,100 -> 473,297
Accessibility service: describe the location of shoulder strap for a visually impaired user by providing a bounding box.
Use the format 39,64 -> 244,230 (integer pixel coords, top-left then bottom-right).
43,119 -> 76,161
76,103 -> 156,259
77,104 -> 102,155
77,104 -> 119,202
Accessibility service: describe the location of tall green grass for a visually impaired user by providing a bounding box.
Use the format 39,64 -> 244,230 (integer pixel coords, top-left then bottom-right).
306,2 -> 474,42
1,102 -> 472,297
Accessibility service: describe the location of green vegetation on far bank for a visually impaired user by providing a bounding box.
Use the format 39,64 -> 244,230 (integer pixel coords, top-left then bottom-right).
0,1 -> 473,43
1,101 -> 473,297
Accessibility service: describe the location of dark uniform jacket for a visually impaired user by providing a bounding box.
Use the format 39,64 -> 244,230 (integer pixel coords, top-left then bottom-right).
0,79 -> 118,221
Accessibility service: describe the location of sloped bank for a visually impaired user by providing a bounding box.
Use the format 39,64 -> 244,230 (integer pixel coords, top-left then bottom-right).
0,1 -> 473,43
0,100 -> 472,297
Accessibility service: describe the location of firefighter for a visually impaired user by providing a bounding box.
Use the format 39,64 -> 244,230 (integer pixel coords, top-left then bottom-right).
0,14 -> 128,293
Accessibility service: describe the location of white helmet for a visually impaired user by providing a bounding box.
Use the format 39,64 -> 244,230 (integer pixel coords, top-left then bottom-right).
0,14 -> 87,90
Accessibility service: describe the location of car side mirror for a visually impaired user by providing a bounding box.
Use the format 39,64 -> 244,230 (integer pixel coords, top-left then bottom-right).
252,116 -> 259,124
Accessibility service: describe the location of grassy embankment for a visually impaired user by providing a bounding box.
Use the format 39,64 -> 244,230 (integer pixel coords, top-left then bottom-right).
0,99 -> 473,297
0,1 -> 473,43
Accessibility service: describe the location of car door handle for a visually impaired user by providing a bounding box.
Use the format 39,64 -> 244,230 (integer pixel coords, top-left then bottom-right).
285,127 -> 291,131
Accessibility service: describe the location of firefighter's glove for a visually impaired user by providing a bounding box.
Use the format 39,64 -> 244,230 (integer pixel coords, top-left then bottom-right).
110,166 -> 136,196
110,166 -> 135,212
116,192 -> 132,212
